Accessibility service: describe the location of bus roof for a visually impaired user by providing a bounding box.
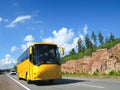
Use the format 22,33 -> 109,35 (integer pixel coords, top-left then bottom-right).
30,42 -> 57,46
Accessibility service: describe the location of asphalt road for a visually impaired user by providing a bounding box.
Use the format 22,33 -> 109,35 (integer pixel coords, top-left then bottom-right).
0,74 -> 120,90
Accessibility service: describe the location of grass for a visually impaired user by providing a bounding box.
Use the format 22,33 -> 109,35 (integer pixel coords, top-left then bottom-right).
61,38 -> 120,64
61,38 -> 120,79
62,70 -> 120,80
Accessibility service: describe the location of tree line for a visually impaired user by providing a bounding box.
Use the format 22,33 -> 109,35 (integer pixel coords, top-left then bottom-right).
69,31 -> 115,55
61,31 -> 119,63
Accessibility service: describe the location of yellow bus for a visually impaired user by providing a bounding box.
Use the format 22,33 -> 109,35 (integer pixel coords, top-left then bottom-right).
17,42 -> 64,84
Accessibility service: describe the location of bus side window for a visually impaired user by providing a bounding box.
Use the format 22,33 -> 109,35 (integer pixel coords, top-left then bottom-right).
26,49 -> 29,59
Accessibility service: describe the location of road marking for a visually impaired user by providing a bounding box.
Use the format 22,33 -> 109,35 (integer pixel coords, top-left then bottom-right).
75,83 -> 104,88
7,75 -> 31,90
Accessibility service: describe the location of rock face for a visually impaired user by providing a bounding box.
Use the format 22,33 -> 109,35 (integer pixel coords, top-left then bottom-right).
61,43 -> 120,74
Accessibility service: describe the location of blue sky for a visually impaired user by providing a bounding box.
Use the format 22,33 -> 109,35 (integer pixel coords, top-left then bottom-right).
0,0 -> 120,69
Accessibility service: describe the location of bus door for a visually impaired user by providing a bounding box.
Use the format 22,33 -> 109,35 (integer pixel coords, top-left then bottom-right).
29,46 -> 33,80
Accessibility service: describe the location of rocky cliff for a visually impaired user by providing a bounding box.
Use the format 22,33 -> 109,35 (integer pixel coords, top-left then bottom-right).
62,43 -> 120,74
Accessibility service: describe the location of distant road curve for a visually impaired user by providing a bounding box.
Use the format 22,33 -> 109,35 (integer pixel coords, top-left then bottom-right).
0,74 -> 120,90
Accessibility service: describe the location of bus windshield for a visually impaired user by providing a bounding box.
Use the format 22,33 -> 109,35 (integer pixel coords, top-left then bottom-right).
32,44 -> 60,66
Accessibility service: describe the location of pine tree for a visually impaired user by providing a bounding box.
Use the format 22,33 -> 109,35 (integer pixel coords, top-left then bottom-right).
91,31 -> 97,46
105,36 -> 109,43
91,31 -> 97,50
69,48 -> 76,55
85,34 -> 92,49
77,37 -> 84,53
98,32 -> 104,45
109,32 -> 115,42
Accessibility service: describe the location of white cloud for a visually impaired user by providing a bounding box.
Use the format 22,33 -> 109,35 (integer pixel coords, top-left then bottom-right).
42,28 -> 74,44
24,35 -> 34,42
18,25 -> 88,54
41,25 -> 89,54
6,15 -> 31,28
21,44 -> 27,51
21,42 -> 33,51
84,24 -> 88,35
0,17 -> 8,22
0,17 -> 2,22
63,37 -> 79,53
79,34 -> 85,41
0,54 -> 17,69
42,27 -> 79,54
11,46 -> 18,52
21,35 -> 34,51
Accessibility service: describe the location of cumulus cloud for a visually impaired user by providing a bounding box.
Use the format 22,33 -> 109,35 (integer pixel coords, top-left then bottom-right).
84,24 -> 88,35
42,27 -> 79,54
6,15 -> 31,28
42,28 -> 74,44
0,17 -> 2,22
24,34 -> 34,42
21,42 -> 33,51
18,25 -> 88,54
0,17 -> 8,22
21,35 -> 34,51
11,46 -> 19,52
41,25 -> 89,54
0,54 -> 17,69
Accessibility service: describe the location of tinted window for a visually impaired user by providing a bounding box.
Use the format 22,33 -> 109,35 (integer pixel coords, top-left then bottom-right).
33,44 -> 60,65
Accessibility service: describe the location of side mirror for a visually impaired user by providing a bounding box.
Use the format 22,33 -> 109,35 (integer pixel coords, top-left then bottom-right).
58,46 -> 64,55
30,46 -> 32,55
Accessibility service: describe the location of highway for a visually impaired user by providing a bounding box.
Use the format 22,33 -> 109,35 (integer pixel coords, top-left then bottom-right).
0,74 -> 120,90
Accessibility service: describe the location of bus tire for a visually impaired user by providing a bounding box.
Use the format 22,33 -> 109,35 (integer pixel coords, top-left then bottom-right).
27,80 -> 31,84
26,72 -> 32,84
18,77 -> 22,80
48,80 -> 54,84
18,73 -> 22,80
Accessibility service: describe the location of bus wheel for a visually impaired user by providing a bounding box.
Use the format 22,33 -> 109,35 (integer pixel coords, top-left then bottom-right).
18,77 -> 22,80
27,80 -> 31,84
26,73 -> 32,84
18,74 -> 22,80
48,80 -> 54,84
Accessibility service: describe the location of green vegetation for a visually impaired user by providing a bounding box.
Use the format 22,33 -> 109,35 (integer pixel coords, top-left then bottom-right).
62,72 -> 90,77
0,66 -> 16,75
62,70 -> 120,78
61,32 -> 120,64
97,38 -> 120,49
0,69 -> 10,74
108,70 -> 120,76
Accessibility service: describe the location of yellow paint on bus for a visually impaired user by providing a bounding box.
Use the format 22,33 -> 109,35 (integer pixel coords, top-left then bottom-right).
17,42 -> 64,83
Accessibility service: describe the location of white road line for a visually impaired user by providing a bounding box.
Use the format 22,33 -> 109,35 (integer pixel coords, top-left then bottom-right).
76,83 -> 104,89
7,75 -> 31,90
